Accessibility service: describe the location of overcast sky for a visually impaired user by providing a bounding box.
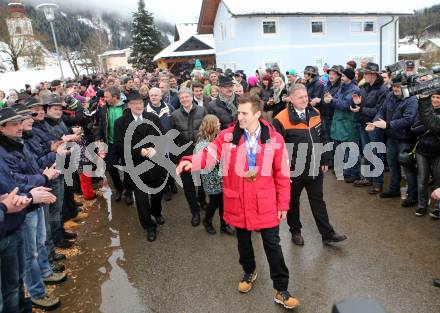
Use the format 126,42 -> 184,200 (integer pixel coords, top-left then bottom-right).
24,0 -> 440,24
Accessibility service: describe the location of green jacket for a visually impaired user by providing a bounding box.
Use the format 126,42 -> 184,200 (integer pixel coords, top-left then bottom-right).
330,81 -> 360,142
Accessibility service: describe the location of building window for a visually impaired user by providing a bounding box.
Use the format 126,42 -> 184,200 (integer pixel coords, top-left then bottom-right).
262,20 -> 277,34
311,21 -> 323,34
310,18 -> 325,35
351,19 -> 376,33
363,21 -> 375,32
351,21 -> 362,32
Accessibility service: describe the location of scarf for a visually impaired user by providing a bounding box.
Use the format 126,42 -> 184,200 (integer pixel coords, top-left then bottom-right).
219,93 -> 237,117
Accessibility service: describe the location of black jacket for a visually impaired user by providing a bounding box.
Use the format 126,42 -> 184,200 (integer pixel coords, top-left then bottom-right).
272,88 -> 288,118
114,111 -> 166,183
206,97 -> 237,130
414,98 -> 440,157
273,105 -> 330,179
306,76 -> 324,100
169,104 -> 206,159
358,76 -> 389,125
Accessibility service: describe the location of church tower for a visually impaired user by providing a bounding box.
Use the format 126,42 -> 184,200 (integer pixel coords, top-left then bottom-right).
6,0 -> 34,54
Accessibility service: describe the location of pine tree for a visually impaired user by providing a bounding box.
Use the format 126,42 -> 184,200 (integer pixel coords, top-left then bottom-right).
129,0 -> 163,71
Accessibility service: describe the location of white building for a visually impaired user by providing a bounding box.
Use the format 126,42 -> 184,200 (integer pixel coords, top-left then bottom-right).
197,0 -> 417,75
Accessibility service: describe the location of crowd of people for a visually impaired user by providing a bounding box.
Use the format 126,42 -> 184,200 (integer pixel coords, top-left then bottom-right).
1,56 -> 440,311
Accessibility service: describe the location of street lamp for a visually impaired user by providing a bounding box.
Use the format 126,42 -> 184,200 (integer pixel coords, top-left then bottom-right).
37,3 -> 64,80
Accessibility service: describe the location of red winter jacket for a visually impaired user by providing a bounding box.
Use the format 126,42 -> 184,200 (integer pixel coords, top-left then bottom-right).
182,119 -> 290,231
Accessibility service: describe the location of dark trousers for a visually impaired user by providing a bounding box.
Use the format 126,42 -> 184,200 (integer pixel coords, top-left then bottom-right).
204,193 -> 226,227
0,231 -> 21,313
386,139 -> 417,199
416,154 -> 440,209
236,226 -> 289,291
133,184 -> 163,231
288,175 -> 334,237
359,127 -> 385,185
105,144 -> 133,196
63,178 -> 79,222
180,172 -> 201,213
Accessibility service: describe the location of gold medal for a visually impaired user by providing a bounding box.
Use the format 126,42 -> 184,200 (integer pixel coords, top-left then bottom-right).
245,169 -> 257,182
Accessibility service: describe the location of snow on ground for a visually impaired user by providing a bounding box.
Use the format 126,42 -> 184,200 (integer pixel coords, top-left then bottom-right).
0,61 -> 87,93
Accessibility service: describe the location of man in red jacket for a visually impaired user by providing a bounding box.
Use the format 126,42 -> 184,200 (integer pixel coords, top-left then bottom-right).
177,95 -> 299,310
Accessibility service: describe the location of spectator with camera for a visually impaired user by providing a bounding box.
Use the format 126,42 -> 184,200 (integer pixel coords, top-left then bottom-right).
366,75 -> 418,207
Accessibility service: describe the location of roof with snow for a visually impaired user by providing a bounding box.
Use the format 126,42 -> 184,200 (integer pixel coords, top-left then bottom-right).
427,38 -> 440,48
154,34 -> 215,62
221,0 -> 416,16
398,44 -> 424,55
174,23 -> 198,41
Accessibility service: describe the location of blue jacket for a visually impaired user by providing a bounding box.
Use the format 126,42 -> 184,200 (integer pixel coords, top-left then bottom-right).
23,131 -> 56,170
0,149 -> 41,240
32,120 -> 54,147
330,81 -> 361,141
317,80 -> 340,120
374,93 -> 418,141
44,116 -> 71,141
358,76 -> 389,125
0,135 -> 48,197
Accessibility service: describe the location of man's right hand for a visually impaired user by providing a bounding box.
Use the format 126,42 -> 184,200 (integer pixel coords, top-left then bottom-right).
352,94 -> 362,105
43,165 -> 60,180
176,160 -> 193,175
30,187 -> 57,204
1,188 -> 31,213
50,141 -> 63,152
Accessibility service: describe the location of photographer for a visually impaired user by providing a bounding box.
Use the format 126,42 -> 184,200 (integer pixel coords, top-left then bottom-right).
415,92 -> 440,218
366,76 -> 418,207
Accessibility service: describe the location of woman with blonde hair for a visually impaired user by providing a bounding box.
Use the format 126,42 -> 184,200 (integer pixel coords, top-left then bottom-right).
270,76 -> 288,117
195,114 -> 235,236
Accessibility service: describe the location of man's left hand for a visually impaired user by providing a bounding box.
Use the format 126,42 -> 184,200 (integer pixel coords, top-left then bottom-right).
278,211 -> 287,221
372,118 -> 387,129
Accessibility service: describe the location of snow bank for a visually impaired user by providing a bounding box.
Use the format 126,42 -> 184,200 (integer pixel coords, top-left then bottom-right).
0,61 -> 87,93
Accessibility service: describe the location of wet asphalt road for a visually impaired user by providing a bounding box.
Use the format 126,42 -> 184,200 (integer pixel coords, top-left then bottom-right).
50,173 -> 440,313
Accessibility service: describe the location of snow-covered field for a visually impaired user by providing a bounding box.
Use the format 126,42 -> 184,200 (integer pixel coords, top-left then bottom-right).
0,61 -> 87,93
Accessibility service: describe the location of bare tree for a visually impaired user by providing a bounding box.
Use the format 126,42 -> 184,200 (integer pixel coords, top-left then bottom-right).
79,31 -> 109,74
61,47 -> 80,78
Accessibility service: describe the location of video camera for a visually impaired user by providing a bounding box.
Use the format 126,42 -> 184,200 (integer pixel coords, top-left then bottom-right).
386,60 -> 440,98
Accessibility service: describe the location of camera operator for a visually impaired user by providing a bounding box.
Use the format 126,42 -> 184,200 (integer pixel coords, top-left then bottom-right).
415,92 -> 440,218
366,75 -> 418,206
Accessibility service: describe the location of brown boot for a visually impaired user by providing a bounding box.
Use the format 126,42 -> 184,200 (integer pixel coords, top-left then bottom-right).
238,271 -> 257,293
274,290 -> 300,309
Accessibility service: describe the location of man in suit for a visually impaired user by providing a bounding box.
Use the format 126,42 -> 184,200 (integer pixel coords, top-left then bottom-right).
192,82 -> 211,108
273,84 -> 347,246
114,91 -> 166,242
